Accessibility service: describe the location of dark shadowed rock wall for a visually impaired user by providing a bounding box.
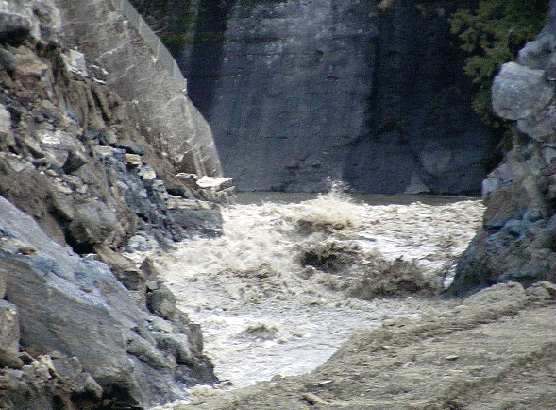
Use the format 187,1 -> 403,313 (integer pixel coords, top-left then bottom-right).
178,0 -> 500,194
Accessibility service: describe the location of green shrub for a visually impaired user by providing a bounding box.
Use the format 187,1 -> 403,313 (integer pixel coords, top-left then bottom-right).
450,0 -> 549,127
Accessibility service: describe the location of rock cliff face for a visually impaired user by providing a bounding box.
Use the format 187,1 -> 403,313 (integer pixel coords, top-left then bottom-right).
56,0 -> 222,178
180,0 -> 499,194
0,1 -> 223,408
448,0 -> 556,295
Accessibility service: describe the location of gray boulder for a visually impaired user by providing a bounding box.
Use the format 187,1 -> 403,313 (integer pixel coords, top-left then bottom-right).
492,62 -> 553,121
0,195 -> 214,407
0,352 -> 103,410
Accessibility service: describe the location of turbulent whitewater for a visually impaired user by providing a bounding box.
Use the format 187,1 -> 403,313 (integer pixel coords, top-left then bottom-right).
143,190 -> 484,406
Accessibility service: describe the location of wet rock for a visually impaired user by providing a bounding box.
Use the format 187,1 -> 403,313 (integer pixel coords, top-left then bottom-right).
153,332 -> 194,366
298,241 -> 361,273
166,196 -> 224,238
141,256 -> 161,280
0,353 -> 102,410
352,257 -> 436,298
93,244 -> 145,291
240,323 -> 279,341
0,195 -> 213,407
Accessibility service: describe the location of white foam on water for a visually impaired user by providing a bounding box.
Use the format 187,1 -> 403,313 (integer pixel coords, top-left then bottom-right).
145,191 -> 484,407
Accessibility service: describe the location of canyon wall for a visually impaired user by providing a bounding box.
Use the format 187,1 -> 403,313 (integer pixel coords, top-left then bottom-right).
179,0 -> 499,194
56,0 -> 222,178
0,1 -> 222,408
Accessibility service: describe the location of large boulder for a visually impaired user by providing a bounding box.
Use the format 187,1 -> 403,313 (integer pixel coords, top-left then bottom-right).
449,0 -> 556,295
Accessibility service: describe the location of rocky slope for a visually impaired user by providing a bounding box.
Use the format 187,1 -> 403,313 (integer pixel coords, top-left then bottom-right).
174,0 -> 499,194
448,0 -> 556,295
0,1 -> 226,408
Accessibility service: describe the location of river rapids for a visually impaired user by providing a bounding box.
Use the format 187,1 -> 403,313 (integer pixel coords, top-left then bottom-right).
144,190 -> 485,408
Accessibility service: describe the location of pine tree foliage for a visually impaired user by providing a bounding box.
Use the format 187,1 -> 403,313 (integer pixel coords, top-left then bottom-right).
450,0 -> 549,126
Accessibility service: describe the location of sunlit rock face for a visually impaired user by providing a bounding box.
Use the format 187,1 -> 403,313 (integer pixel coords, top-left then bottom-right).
180,0 -> 499,194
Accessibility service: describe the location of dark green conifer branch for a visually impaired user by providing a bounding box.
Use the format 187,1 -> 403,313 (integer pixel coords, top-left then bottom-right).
450,0 -> 549,127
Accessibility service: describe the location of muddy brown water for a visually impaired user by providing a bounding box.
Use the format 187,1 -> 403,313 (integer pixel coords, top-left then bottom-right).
144,191 -> 504,409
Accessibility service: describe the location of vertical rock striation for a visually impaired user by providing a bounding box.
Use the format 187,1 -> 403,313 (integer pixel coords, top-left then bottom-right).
346,0 -> 499,196
180,0 -> 499,194
55,0 -> 222,177
188,0 -> 376,192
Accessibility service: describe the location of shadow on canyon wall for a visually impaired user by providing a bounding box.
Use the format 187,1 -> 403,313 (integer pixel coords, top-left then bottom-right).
163,0 -> 502,194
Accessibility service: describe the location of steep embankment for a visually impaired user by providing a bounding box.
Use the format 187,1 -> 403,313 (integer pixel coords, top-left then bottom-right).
57,0 -> 222,178
170,0 -> 499,194
0,1 -> 226,408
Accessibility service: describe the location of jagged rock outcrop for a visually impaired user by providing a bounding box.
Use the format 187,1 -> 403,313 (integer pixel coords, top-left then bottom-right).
448,0 -> 556,295
176,0 -> 498,194
0,196 -> 216,409
0,1 -> 223,408
0,0 -> 223,252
